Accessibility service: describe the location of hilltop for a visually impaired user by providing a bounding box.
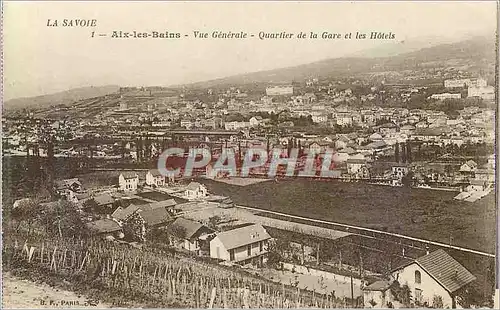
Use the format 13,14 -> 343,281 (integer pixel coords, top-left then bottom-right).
3,85 -> 120,113
184,36 -> 495,88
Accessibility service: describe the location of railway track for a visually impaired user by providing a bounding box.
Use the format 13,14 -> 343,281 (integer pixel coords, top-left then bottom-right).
235,205 -> 495,258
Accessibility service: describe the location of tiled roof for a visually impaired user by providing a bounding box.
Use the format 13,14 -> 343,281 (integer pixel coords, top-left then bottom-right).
55,178 -> 81,189
121,172 -> 138,179
139,207 -> 173,226
465,160 -> 478,168
347,158 -> 367,164
112,203 -> 142,221
415,249 -> 476,294
186,182 -> 202,191
168,217 -> 208,240
215,224 -> 271,250
86,219 -> 121,234
148,169 -> 163,177
338,147 -> 357,155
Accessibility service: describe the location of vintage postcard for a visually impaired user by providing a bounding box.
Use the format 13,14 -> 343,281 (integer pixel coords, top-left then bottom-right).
1,1 -> 498,309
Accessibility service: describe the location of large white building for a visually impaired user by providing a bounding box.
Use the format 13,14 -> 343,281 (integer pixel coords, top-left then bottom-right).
468,86 -> 495,100
312,114 -> 329,123
430,93 -> 461,100
336,113 -> 353,126
118,172 -> 139,192
265,85 -> 293,96
444,78 -> 487,88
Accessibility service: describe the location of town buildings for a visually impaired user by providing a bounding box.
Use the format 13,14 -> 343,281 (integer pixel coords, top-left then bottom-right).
444,78 -> 487,89
468,86 -> 495,100
430,93 -> 461,100
265,85 -> 293,96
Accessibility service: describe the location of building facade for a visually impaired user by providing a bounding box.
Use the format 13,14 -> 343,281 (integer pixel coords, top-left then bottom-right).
210,224 -> 271,266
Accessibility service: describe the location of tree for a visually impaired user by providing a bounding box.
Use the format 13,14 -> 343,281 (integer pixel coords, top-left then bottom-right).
40,200 -> 86,239
406,142 -> 412,163
401,171 -> 413,187
266,239 -> 293,268
207,215 -> 221,230
390,281 -> 411,307
11,198 -> 42,234
401,143 -> 407,163
122,213 -> 146,242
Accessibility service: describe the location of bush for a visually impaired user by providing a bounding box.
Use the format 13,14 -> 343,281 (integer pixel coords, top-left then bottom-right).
432,295 -> 443,308
390,281 -> 411,307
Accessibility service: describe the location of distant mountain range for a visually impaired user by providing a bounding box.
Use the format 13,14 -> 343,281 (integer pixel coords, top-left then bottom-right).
3,36 -> 495,112
184,36 -> 495,88
3,85 -> 120,112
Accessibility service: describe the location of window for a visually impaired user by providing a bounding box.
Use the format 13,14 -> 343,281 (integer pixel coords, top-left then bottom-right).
415,270 -> 421,284
259,241 -> 263,252
247,245 -> 251,256
229,249 -> 235,261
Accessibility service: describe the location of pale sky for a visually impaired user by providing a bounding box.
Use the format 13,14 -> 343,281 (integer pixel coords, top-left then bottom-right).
3,1 -> 497,101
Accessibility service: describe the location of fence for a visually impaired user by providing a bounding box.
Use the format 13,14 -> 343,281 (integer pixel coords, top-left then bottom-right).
3,235 -> 360,308
282,263 -> 364,287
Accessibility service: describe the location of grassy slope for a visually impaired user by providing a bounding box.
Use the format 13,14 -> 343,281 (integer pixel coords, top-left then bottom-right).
199,179 -> 495,253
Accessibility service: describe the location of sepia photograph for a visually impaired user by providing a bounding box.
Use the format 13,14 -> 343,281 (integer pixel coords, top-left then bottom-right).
1,1 -> 498,308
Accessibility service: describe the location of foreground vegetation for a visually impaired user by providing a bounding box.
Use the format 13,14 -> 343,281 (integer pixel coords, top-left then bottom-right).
3,228 -> 360,308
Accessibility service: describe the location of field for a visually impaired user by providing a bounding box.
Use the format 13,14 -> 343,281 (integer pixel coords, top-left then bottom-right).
199,178 -> 495,253
211,177 -> 272,187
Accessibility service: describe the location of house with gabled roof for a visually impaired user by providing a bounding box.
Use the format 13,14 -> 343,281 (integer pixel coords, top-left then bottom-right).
82,193 -> 115,214
167,217 -> 214,254
183,182 -> 208,200
112,203 -> 143,222
119,172 -> 139,192
54,178 -> 83,201
334,146 -> 357,162
391,249 -> 476,308
139,207 -> 173,228
210,224 -> 271,266
146,169 -> 165,187
459,160 -> 478,173
86,219 -> 123,239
